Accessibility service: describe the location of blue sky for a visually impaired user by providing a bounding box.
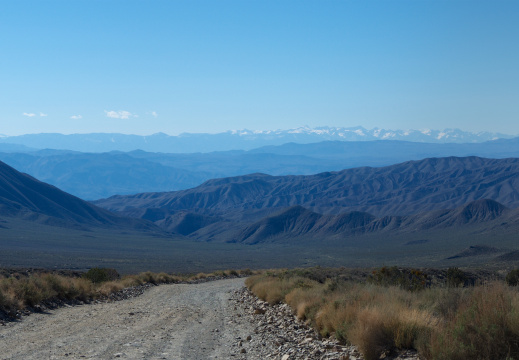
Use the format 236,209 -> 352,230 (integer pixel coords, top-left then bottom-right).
1,0 -> 518,136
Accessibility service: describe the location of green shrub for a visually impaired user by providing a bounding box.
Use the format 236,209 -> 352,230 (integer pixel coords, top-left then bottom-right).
228,269 -> 239,276
368,266 -> 428,291
506,268 -> 519,286
240,268 -> 253,276
83,268 -> 120,284
446,267 -> 468,288
427,283 -> 519,360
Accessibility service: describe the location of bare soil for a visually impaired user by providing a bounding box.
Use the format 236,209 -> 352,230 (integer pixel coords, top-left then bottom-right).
0,278 -> 252,360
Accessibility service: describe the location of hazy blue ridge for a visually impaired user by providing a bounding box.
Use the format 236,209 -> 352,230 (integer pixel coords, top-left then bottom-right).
2,137 -> 519,200
0,127 -> 514,153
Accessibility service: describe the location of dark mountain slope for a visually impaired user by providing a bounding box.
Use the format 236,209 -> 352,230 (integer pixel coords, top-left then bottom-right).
95,157 -> 519,220
224,200 -> 519,245
232,206 -> 380,244
447,245 -> 502,260
323,211 -> 376,233
157,212 -> 223,235
235,206 -> 324,244
451,199 -> 508,224
0,160 -> 158,230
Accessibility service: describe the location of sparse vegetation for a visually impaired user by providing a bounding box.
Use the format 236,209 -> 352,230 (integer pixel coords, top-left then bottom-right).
0,268 -> 254,316
445,267 -> 470,287
246,267 -> 519,360
83,267 -> 120,284
0,273 -> 93,311
506,268 -> 519,286
368,266 -> 429,291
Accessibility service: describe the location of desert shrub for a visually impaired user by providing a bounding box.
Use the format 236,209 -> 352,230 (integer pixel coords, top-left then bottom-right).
313,290 -> 360,339
150,272 -> 171,284
446,267 -> 469,288
13,277 -> 46,307
194,272 -> 207,280
429,287 -> 466,318
67,277 -> 94,301
506,268 -> 519,286
119,276 -> 142,288
83,268 -> 119,284
0,269 -> 186,315
285,285 -> 324,322
246,268 -> 519,360
137,271 -> 158,284
226,269 -> 239,276
41,274 -> 67,296
315,285 -> 435,359
212,270 -> 225,277
246,274 -> 318,305
0,288 -> 6,308
97,281 -> 124,296
247,271 -> 437,359
368,266 -> 428,291
130,271 -> 180,285
240,268 -> 253,276
426,282 -> 519,360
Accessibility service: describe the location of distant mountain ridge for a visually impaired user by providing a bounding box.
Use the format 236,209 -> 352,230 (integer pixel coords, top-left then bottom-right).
0,126 -> 514,153
2,138 -> 519,200
94,156 -> 519,220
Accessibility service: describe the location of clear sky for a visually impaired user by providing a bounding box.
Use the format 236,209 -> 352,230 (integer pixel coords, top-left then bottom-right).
1,0 -> 518,136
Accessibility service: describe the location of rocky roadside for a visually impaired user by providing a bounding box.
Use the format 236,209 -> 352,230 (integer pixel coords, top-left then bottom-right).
227,286 -> 422,360
0,284 -> 155,325
1,276 -> 423,360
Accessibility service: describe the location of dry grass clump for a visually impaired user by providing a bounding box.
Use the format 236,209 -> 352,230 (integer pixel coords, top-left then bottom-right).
426,282 -> 519,360
246,274 -> 318,305
247,269 -> 519,360
0,267 -> 251,316
0,274 -> 94,311
193,272 -> 208,280
97,281 -> 124,296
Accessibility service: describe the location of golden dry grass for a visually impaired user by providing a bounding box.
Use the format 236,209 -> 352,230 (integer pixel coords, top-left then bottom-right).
0,268 -> 252,315
246,271 -> 519,360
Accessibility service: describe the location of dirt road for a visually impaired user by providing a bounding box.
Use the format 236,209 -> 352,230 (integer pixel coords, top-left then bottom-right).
0,278 -> 252,360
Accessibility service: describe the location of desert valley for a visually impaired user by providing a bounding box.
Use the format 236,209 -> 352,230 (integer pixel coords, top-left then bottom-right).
2,1 -> 519,358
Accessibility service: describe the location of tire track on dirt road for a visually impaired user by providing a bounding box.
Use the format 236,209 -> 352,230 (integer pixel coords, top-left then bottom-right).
0,278 -> 249,360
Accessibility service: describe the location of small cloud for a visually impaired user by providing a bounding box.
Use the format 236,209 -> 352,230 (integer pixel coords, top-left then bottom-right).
23,112 -> 36,117
105,110 -> 136,119
39,112 -> 48,117
151,111 -> 158,117
70,115 -> 82,120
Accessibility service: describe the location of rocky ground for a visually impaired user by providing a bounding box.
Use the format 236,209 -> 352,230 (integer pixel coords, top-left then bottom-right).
227,286 -> 421,360
0,278 -> 421,360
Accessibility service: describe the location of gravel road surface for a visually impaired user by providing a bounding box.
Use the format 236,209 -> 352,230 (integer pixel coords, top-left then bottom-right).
0,278 -> 251,360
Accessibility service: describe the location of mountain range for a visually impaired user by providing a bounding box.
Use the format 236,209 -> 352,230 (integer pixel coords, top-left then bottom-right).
0,126 -> 514,153
223,199 -> 518,245
90,155 -> 519,266
1,156 -> 519,270
2,137 -> 519,200
94,156 -> 519,221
